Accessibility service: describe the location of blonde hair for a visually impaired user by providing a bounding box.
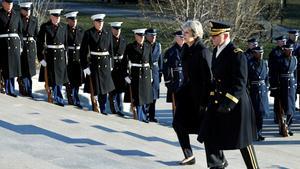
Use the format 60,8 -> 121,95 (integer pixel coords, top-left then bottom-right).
182,20 -> 204,38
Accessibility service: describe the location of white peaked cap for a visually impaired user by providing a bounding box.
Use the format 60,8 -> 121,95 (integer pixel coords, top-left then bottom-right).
19,2 -> 33,8
109,22 -> 123,28
48,9 -> 63,15
91,14 -> 106,21
132,28 -> 147,34
64,11 -> 79,19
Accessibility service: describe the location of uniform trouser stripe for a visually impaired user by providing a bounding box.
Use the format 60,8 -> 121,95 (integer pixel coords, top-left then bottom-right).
241,145 -> 258,169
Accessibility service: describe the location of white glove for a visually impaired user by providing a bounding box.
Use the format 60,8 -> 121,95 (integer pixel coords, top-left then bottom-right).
40,59 -> 47,67
125,76 -> 131,84
83,67 -> 91,76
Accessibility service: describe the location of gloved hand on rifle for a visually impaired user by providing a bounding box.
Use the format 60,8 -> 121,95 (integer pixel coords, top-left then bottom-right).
125,76 -> 131,84
40,59 -> 47,67
83,67 -> 91,76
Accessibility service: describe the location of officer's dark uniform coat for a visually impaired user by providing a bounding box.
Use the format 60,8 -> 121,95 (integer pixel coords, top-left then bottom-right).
163,43 -> 184,102
248,58 -> 269,117
276,55 -> 297,115
80,27 -> 115,95
21,15 -> 38,77
37,21 -> 68,86
66,25 -> 84,87
198,42 -> 256,150
149,41 -> 163,100
0,8 -> 23,79
111,34 -> 127,93
123,41 -> 153,106
173,38 -> 211,134
268,46 -> 284,96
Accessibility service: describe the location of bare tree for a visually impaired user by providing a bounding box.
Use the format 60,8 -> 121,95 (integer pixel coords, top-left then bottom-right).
140,0 -> 281,44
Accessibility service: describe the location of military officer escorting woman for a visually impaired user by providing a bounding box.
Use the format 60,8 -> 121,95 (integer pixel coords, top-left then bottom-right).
123,28 -> 153,123
173,20 -> 212,165
80,14 -> 115,115
0,0 -> 23,97
18,2 -> 38,98
37,9 -> 69,106
64,11 -> 84,108
198,21 -> 259,169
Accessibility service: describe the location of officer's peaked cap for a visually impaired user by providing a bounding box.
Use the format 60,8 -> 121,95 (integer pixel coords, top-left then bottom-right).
209,20 -> 231,36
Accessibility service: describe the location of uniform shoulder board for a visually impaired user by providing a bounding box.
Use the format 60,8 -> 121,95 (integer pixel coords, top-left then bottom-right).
234,48 -> 243,53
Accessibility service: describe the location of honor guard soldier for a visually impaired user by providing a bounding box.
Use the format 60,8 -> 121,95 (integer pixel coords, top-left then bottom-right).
80,14 -> 115,115
18,2 -> 38,98
163,31 -> 184,112
286,29 -> 299,51
172,20 -> 212,165
108,22 -> 126,117
269,35 -> 287,124
198,21 -> 259,169
145,28 -> 163,122
244,38 -> 258,61
123,28 -> 153,122
37,9 -> 69,106
275,44 -> 297,136
0,0 -> 23,97
64,11 -> 84,108
248,46 -> 269,141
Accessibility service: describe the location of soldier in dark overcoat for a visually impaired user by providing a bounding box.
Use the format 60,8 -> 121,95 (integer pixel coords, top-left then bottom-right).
248,46 -> 269,141
18,2 -> 38,98
80,14 -> 115,114
172,21 -> 211,165
64,11 -> 84,108
268,35 -> 286,123
198,21 -> 259,169
275,44 -> 297,136
244,38 -> 258,61
123,28 -> 153,122
37,9 -> 69,106
0,0 -> 23,97
163,31 -> 184,103
145,28 -> 163,122
108,22 -> 127,117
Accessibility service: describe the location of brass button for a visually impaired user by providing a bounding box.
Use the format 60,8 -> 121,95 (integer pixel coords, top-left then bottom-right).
98,65 -> 101,68
105,65 -> 107,68
214,100 -> 218,104
54,50 -> 56,52
7,38 -> 10,40
54,57 -> 56,60
98,57 -> 100,60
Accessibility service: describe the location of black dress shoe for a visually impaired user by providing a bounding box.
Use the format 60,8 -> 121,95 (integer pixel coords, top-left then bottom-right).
75,104 -> 83,109
116,111 -> 125,117
142,120 -> 149,123
101,112 -> 108,115
55,102 -> 65,107
256,135 -> 265,141
179,156 -> 195,165
288,130 -> 294,136
8,93 -> 17,97
149,118 -> 158,123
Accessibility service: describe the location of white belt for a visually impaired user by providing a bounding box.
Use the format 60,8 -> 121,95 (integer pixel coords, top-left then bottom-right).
47,44 -> 65,49
0,33 -> 19,38
90,51 -> 109,56
68,46 -> 80,50
23,37 -> 34,41
113,55 -> 123,59
131,63 -> 150,67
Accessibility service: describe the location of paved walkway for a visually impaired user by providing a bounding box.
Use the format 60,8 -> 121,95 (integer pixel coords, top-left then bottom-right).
0,73 -> 300,169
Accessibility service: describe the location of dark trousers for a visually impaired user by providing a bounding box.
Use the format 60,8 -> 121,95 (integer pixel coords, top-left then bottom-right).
109,90 -> 123,113
21,77 -> 33,97
5,78 -> 16,95
173,125 -> 193,158
255,111 -> 263,135
273,97 -> 280,123
72,86 -> 80,105
53,85 -> 64,105
136,104 -> 147,121
147,99 -> 157,120
97,93 -> 108,113
205,142 -> 259,169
